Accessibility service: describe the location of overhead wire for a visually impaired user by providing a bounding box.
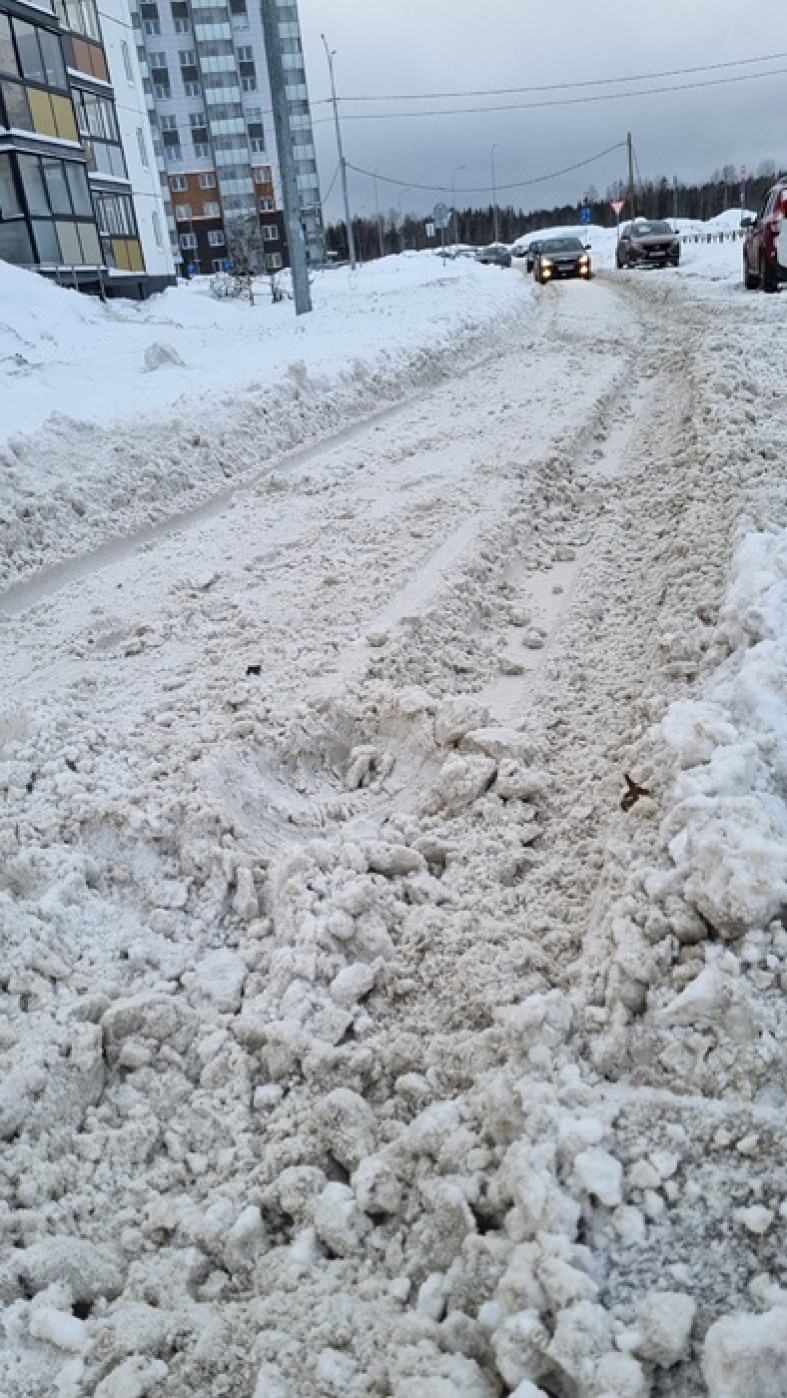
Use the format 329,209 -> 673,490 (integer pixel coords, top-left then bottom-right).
346,141 -> 628,197
311,63 -> 787,123
329,50 -> 787,103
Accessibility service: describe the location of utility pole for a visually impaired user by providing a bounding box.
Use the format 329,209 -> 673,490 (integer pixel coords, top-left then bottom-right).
627,131 -> 636,221
491,144 -> 499,242
451,164 -> 466,249
322,34 -> 356,270
260,0 -> 311,314
373,170 -> 384,259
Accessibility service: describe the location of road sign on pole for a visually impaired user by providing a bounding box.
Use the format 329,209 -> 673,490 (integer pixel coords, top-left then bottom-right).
610,199 -> 625,217
580,207 -> 591,225
433,202 -> 450,230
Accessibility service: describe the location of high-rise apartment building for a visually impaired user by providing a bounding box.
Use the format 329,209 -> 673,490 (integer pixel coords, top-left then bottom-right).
0,0 -> 174,294
131,0 -> 323,275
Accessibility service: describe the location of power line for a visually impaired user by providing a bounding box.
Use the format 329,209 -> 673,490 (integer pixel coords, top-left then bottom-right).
346,140 -> 628,196
330,51 -> 787,103
312,63 -> 787,123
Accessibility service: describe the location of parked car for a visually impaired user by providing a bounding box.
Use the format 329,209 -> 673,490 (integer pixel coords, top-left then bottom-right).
476,243 -> 512,267
525,240 -> 543,273
742,177 -> 787,292
616,220 -> 680,269
533,237 -> 591,284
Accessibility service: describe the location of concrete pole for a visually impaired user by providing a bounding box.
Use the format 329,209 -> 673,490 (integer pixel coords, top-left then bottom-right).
260,0 -> 311,314
321,34 -> 356,270
491,144 -> 499,242
374,171 -> 384,259
451,164 -> 466,249
627,131 -> 636,221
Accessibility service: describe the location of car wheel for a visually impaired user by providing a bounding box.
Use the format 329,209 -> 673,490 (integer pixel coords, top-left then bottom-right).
744,256 -> 760,290
760,253 -> 778,293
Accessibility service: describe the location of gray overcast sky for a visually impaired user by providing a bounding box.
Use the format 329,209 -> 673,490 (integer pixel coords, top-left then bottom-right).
295,0 -> 787,225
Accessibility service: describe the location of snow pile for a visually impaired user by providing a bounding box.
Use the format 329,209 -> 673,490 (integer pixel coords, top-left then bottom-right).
0,252 -> 532,588
664,530 -> 787,939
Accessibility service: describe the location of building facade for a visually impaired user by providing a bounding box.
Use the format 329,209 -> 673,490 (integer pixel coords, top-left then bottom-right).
0,0 -> 174,294
131,0 -> 323,275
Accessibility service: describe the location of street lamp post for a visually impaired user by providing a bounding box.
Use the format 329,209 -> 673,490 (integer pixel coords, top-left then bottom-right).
397,187 -> 410,251
490,144 -> 499,243
373,169 -> 384,259
321,33 -> 356,270
451,164 -> 466,249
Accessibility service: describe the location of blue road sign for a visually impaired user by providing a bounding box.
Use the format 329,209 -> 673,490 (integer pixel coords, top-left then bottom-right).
580,207 -> 592,224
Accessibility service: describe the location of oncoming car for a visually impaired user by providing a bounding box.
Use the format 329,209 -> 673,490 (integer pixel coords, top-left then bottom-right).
616,220 -> 680,269
476,243 -> 512,268
525,239 -> 543,273
532,237 -> 591,284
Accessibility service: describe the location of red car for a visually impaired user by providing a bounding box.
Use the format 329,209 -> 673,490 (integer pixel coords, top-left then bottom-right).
743,177 -> 787,293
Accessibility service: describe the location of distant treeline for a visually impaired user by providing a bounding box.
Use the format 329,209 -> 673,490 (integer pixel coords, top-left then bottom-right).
325,160 -> 782,262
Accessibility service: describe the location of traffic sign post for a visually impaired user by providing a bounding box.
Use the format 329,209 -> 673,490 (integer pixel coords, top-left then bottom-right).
580,207 -> 591,225
610,198 -> 626,241
433,202 -> 450,262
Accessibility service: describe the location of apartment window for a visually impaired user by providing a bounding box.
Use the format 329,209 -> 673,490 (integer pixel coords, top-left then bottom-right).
203,200 -> 220,215
174,18 -> 190,32
235,44 -> 252,60
207,229 -> 224,246
193,143 -> 210,158
189,110 -> 206,127
144,19 -> 161,35
253,165 -> 271,185
179,48 -> 195,65
258,196 -> 273,212
261,223 -> 278,242
240,74 -> 256,92
198,172 -> 216,189
174,202 -> 191,219
148,50 -> 167,68
93,189 -> 137,236
136,127 -> 149,166
247,120 -> 264,152
180,230 -> 197,248
183,80 -> 200,96
153,81 -> 170,97
172,0 -> 190,30
265,252 -> 282,270
160,114 -> 177,130
53,0 -> 101,42
73,89 -> 120,143
170,174 -> 187,191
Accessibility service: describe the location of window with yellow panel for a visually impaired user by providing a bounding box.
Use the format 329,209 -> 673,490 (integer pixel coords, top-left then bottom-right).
110,238 -> 145,273
111,237 -> 131,270
51,93 -> 77,141
28,88 -> 77,141
27,85 -> 58,137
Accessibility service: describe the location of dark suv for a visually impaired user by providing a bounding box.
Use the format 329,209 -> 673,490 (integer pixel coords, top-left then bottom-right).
742,177 -> 787,293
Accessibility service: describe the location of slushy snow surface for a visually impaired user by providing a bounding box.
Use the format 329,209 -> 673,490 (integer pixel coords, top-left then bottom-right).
1,221 -> 787,1397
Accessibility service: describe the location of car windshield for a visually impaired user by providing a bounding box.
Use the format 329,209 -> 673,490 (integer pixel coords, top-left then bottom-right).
541,238 -> 584,253
630,221 -> 673,237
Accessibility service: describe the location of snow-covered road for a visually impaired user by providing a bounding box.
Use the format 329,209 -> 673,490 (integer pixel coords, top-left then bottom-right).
3,248 -> 787,1397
